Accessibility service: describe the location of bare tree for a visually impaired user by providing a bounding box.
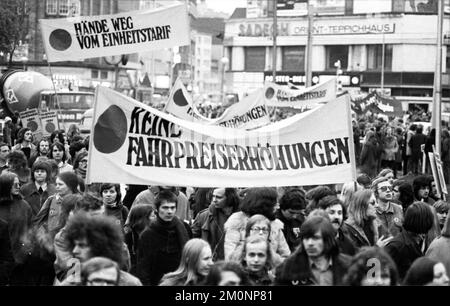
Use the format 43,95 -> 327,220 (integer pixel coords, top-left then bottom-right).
0,0 -> 31,67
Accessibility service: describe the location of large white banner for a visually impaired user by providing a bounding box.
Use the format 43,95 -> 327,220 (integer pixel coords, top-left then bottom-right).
264,78 -> 337,109
86,86 -> 356,187
165,78 -> 270,130
40,3 -> 189,62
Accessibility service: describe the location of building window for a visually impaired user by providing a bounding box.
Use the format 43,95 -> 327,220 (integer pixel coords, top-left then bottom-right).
100,71 -> 108,79
91,70 -> 99,79
282,46 -> 305,72
103,0 -> 111,14
326,45 -> 348,70
46,0 -> 58,15
93,0 -> 101,15
58,0 -> 70,16
69,0 -> 81,16
367,44 -> 393,70
245,47 -> 266,71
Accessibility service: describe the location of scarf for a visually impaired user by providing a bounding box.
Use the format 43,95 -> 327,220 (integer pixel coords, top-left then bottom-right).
152,215 -> 189,252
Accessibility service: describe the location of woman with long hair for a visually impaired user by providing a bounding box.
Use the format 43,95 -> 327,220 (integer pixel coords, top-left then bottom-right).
345,189 -> 389,250
124,204 -> 155,275
339,181 -> 363,208
159,238 -> 213,286
73,151 -> 88,182
360,130 -> 382,179
49,142 -> 73,174
0,172 -> 33,263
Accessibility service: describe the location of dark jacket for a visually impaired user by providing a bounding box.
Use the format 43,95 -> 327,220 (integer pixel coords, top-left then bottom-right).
104,202 -> 129,229
409,133 -> 427,157
0,218 -> 14,285
384,230 -> 424,281
275,210 -> 304,252
0,197 -> 33,263
136,216 -> 190,286
192,204 -> 234,261
274,249 -> 350,286
344,216 -> 379,250
20,182 -> 57,216
360,142 -> 381,178
336,227 -> 357,256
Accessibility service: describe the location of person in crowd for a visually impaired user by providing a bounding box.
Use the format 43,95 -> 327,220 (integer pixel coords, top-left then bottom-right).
409,125 -> 427,175
395,181 -> 415,213
405,123 -> 417,175
33,171 -> 80,241
224,187 -> 290,266
81,257 -> 120,286
441,129 -> 450,183
356,173 -> 372,190
67,124 -> 81,145
20,160 -> 56,216
385,202 -> 435,280
424,128 -> 436,174
131,185 -> 158,207
318,196 -> 356,256
192,188 -> 240,261
275,188 -> 306,252
426,210 -> 450,277
274,216 -> 350,286
68,140 -> 86,165
124,204 -> 155,275
50,130 -> 66,146
376,168 -> 395,184
0,218 -> 14,285
342,246 -> 399,286
59,213 -> 141,286
191,188 -> 213,219
305,185 -> 335,214
2,117 -> 14,147
429,178 -> 441,202
4,150 -> 31,186
394,127 -> 404,177
203,261 -> 250,286
339,181 -> 363,208
240,235 -> 274,285
49,142 -> 73,174
136,190 -> 190,285
403,256 -> 449,286
28,138 -> 51,167
413,175 -> 435,205
45,159 -> 59,184
73,151 -> 88,182
345,190 -> 387,250
100,183 -> 129,228
159,238 -> 213,286
360,130 -> 382,179
380,126 -> 399,178
0,172 -> 33,264
432,201 -> 450,230
0,142 -> 10,174
371,176 -> 404,239
122,185 -> 148,209
391,179 -> 403,204
12,128 -> 36,161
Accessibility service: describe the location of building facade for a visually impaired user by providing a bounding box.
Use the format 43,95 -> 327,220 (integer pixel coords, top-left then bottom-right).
224,0 -> 450,112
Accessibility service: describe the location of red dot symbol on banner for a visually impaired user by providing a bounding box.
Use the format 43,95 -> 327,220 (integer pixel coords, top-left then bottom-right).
265,87 -> 275,99
94,105 -> 127,154
49,29 -> 72,51
173,89 -> 189,107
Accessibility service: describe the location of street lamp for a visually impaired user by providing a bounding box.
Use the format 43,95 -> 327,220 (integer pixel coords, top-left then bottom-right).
220,57 -> 229,104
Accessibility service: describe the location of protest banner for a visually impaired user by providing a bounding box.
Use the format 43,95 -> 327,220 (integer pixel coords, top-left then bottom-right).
428,152 -> 442,198
352,91 -> 403,117
264,78 -> 336,109
19,108 -> 43,140
40,3 -> 189,62
39,110 -> 60,136
214,89 -> 271,130
86,86 -> 356,187
164,77 -> 212,123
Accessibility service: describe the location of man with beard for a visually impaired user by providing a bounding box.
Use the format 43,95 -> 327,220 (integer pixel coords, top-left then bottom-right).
274,216 -> 350,286
12,128 -> 36,161
28,138 -> 50,168
372,176 -> 404,239
318,196 -> 356,256
413,175 -> 435,205
192,188 -> 240,261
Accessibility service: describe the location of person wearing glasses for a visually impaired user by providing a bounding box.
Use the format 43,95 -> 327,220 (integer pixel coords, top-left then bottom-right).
81,257 -> 120,286
275,188 -> 306,252
371,176 -> 404,239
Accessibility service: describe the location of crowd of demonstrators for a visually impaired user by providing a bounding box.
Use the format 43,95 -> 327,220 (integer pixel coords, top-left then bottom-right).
2,123 -> 450,287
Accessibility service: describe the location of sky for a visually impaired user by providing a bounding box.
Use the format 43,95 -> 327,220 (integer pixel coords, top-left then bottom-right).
204,0 -> 247,14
